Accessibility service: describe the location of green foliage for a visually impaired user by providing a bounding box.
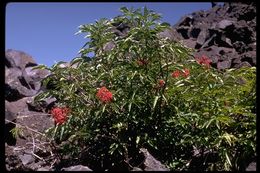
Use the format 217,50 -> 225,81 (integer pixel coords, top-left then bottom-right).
10,126 -> 24,139
35,7 -> 256,171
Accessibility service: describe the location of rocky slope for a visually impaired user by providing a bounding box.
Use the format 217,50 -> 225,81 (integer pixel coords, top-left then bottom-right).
5,49 -> 56,171
171,2 -> 256,70
5,2 -> 256,171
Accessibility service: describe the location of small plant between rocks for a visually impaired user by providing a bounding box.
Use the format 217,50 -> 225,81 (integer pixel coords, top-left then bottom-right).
34,7 -> 256,171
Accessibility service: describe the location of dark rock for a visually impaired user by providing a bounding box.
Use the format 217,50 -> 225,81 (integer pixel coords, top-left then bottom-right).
5,67 -> 38,101
217,60 -> 231,70
139,148 -> 170,171
217,19 -> 234,30
5,82 -> 38,102
234,61 -> 251,68
27,93 -> 56,112
233,41 -> 248,54
16,111 -> 54,138
248,42 -> 256,51
232,56 -> 241,64
240,51 -> 256,66
190,10 -> 205,20
25,67 -> 50,81
228,26 -> 254,44
7,97 -> 33,117
210,4 -> 222,16
5,49 -> 37,70
110,22 -> 130,37
231,57 -> 242,68
181,39 -> 197,49
116,22 -> 130,32
26,162 -> 44,171
216,34 -> 233,48
195,27 -> 210,49
176,27 -> 190,39
37,167 -> 52,171
237,4 -> 256,21
61,165 -> 93,171
246,162 -> 256,171
5,154 -> 24,170
5,100 -> 17,123
217,47 -> 234,55
190,28 -> 201,38
21,69 -> 42,92
5,62 -> 46,102
5,67 -> 22,81
18,154 -> 34,166
200,33 -> 216,49
189,149 -> 218,171
112,28 -> 125,37
5,53 -> 16,68
177,15 -> 194,27
5,101 -> 17,146
158,28 -> 182,41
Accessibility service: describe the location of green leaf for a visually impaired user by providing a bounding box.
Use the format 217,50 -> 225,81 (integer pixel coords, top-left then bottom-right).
222,133 -> 237,146
32,64 -> 48,70
153,96 -> 159,109
130,71 -> 137,80
160,22 -> 171,27
52,125 -> 59,139
60,126 -> 65,141
162,94 -> 168,105
109,143 -> 118,155
225,151 -> 232,167
102,104 -> 107,113
176,83 -> 184,87
202,118 -> 215,129
136,136 -> 140,145
120,7 -> 129,14
128,89 -> 137,112
216,120 -> 220,129
10,127 -> 22,139
59,77 -> 66,81
34,92 -> 51,102
51,61 -> 68,69
70,57 -> 84,66
69,83 -> 75,93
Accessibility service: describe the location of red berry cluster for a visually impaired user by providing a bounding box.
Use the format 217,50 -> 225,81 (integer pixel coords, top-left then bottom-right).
171,68 -> 190,78
158,79 -> 165,88
196,55 -> 212,69
50,107 -> 70,125
96,87 -> 113,103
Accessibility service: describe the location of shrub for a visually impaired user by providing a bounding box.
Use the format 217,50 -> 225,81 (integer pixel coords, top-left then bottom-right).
35,7 -> 256,171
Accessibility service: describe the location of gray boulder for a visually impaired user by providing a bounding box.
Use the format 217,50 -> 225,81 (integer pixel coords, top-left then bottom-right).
5,49 -> 37,70
139,148 -> 170,171
5,67 -> 38,101
61,165 -> 93,171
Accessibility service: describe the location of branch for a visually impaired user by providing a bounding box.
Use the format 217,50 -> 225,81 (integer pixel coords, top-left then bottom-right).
5,118 -> 62,162
5,119 -> 48,138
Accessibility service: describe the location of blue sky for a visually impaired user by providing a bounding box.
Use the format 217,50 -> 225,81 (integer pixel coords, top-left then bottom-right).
6,2 -> 212,67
